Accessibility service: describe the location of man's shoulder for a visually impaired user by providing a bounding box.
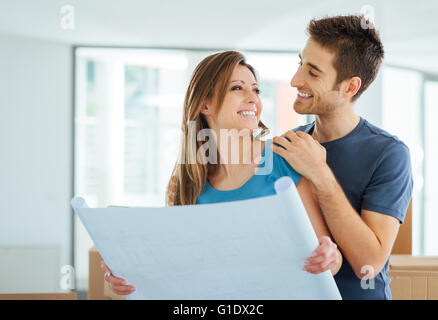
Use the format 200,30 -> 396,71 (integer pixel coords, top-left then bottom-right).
289,118 -> 410,154
361,119 -> 410,154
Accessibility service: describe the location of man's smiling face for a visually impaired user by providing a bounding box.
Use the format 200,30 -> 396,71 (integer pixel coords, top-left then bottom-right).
291,38 -> 343,115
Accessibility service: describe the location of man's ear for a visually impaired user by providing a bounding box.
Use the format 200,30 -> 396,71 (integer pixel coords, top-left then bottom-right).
343,76 -> 361,100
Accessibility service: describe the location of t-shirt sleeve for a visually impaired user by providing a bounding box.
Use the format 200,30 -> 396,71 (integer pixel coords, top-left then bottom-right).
361,141 -> 413,223
273,153 -> 302,185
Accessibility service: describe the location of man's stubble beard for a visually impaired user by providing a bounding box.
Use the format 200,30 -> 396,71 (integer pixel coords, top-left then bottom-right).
294,93 -> 339,116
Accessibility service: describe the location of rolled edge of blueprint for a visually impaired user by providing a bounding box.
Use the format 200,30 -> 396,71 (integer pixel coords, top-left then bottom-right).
274,176 -> 294,193
71,196 -> 88,209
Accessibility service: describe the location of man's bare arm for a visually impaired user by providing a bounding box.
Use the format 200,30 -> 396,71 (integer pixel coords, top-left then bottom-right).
272,131 -> 401,279
309,165 -> 400,278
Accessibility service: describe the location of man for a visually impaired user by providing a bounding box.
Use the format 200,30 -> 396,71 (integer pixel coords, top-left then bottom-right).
272,15 -> 413,300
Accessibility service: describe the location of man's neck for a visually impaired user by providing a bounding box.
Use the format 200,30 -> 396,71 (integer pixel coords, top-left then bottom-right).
312,105 -> 360,144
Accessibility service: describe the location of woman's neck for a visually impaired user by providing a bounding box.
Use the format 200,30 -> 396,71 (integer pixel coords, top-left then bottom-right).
215,134 -> 263,179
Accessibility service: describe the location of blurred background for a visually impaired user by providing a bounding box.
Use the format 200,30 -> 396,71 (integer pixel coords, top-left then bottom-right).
0,0 -> 437,298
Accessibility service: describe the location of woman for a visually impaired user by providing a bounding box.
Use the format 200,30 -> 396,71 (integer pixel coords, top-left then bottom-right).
102,51 -> 342,296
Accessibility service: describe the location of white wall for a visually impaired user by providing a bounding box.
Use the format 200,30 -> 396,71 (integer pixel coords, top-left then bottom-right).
0,33 -> 73,292
355,71 -> 383,127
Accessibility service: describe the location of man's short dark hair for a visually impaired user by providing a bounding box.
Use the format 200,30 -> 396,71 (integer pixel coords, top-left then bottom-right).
307,15 -> 384,101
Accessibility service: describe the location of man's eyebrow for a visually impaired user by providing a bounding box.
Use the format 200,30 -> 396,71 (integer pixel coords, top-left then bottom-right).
298,53 -> 324,75
230,80 -> 258,85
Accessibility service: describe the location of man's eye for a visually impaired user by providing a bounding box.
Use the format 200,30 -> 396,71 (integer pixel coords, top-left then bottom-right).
308,70 -> 318,77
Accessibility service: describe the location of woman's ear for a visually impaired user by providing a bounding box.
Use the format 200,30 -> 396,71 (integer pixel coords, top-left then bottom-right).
200,100 -> 212,116
200,105 -> 209,116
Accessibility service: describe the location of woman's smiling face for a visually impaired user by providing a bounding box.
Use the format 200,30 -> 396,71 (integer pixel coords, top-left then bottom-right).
203,64 -> 262,134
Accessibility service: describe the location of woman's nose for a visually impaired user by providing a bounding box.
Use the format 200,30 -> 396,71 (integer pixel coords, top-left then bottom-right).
247,89 -> 258,103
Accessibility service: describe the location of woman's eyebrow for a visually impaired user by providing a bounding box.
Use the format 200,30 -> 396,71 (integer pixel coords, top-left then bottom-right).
230,80 -> 258,85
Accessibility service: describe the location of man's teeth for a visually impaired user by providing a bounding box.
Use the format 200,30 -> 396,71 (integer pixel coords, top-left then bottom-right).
298,91 -> 313,98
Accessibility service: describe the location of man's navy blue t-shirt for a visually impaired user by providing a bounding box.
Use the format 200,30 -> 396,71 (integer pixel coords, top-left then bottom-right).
294,117 -> 413,300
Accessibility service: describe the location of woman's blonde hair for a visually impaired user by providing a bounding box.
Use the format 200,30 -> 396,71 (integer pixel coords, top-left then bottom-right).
166,51 -> 268,206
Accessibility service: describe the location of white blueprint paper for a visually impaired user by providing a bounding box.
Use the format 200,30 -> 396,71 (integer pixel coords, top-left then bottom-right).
71,176 -> 341,300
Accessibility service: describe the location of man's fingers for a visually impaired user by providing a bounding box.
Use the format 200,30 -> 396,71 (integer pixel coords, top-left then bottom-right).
283,130 -> 298,142
320,255 -> 336,269
305,254 -> 326,265
320,248 -> 337,269
328,260 -> 340,271
303,264 -> 327,274
295,130 -> 312,140
271,144 -> 288,159
312,236 -> 335,255
303,253 -> 333,274
311,244 -> 328,257
306,236 -> 337,269
319,235 -> 333,245
272,136 -> 292,150
312,244 -> 337,262
306,244 -> 338,271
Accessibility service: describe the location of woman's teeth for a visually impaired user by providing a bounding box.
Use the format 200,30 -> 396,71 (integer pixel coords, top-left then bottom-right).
297,91 -> 313,98
238,111 -> 256,118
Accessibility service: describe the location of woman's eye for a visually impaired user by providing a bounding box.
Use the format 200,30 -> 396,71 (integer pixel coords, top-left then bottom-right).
231,85 -> 260,94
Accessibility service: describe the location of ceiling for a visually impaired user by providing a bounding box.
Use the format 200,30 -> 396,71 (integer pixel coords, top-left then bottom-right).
1,0 -> 438,74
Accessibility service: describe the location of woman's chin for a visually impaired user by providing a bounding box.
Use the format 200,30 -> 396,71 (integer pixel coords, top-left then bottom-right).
238,120 -> 259,132
238,125 -> 259,135
222,121 -> 259,135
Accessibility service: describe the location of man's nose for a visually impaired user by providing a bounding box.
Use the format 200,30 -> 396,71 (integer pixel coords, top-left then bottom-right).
291,69 -> 305,88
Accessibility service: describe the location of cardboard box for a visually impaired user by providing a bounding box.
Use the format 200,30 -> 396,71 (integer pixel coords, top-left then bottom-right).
0,292 -> 77,300
88,246 -> 106,300
389,255 -> 438,300
391,200 -> 412,255
89,246 -> 125,300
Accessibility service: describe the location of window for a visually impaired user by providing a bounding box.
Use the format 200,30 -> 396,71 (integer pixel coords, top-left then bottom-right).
382,66 -> 424,255
424,80 -> 438,255
382,66 -> 438,256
